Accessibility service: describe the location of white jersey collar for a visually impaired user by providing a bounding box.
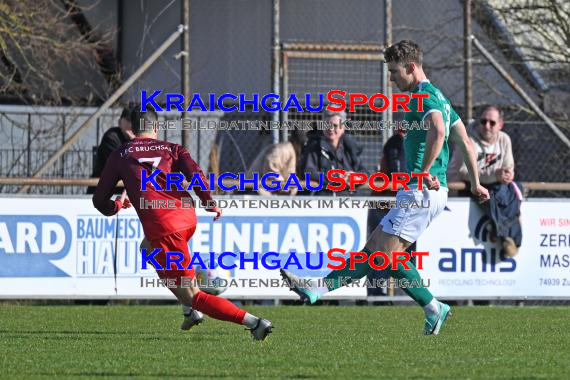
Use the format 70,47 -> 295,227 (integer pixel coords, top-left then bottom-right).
415,79 -> 430,91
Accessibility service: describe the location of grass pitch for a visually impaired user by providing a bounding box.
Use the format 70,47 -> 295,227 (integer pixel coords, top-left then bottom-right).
1,305 -> 569,379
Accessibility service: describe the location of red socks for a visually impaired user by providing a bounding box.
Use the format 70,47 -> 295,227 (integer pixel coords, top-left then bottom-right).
192,291 -> 246,325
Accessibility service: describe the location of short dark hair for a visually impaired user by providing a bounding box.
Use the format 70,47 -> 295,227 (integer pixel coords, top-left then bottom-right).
385,40 -> 423,66
131,109 -> 158,135
120,107 -> 132,120
120,102 -> 139,121
481,105 -> 504,121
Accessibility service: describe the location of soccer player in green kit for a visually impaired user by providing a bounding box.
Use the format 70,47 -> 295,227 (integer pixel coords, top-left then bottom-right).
281,40 -> 490,335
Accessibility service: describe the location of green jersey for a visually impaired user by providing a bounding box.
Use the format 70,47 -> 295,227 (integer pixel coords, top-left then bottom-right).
404,80 -> 460,188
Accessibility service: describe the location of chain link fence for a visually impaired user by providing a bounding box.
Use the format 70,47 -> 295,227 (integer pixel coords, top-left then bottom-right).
391,0 -> 570,194
498,111 -> 570,197
451,107 -> 570,197
0,107 -> 224,195
277,0 -> 388,176
0,0 -> 568,196
283,45 -> 386,175
0,108 -> 117,195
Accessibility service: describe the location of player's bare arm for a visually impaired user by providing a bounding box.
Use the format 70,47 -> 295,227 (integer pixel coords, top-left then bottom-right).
420,111 -> 446,190
211,207 -> 222,222
116,189 -> 132,209
449,120 -> 490,203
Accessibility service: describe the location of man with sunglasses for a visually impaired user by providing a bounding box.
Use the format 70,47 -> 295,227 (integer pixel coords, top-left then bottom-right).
448,105 -> 521,257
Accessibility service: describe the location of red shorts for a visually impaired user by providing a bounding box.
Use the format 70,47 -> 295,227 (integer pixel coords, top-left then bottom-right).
148,226 -> 196,285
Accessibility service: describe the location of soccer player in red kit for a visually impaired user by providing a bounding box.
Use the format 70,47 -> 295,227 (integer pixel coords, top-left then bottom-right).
92,109 -> 272,341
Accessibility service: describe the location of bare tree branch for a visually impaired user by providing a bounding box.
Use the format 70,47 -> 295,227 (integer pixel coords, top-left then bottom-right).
0,0 -> 115,105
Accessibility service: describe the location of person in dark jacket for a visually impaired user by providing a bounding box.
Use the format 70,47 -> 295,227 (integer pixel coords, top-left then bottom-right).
299,109 -> 368,195
86,106 -> 135,194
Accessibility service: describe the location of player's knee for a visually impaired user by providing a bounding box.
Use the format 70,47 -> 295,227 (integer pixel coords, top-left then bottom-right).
190,287 -> 201,298
388,251 -> 399,265
181,278 -> 201,298
373,252 -> 390,268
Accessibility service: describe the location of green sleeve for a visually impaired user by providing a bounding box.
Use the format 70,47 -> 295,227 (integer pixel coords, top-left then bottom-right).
450,107 -> 461,127
417,93 -> 444,121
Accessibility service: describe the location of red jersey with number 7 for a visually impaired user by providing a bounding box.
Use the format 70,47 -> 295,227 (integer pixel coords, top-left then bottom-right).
92,137 -> 213,240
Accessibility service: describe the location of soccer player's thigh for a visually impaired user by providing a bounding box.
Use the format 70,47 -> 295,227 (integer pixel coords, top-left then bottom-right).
366,227 -> 411,267
147,226 -> 197,286
372,187 -> 448,257
366,189 -> 429,263
367,227 -> 409,253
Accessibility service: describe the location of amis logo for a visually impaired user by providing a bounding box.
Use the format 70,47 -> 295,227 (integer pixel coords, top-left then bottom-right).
438,215 -> 516,273
0,216 -> 72,277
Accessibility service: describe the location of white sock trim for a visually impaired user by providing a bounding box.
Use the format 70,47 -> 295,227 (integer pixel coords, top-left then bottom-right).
313,278 -> 330,295
423,298 -> 439,315
242,313 -> 258,329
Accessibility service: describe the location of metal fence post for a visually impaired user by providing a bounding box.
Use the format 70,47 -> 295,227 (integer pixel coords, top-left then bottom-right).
464,0 -> 473,124
271,0 -> 281,145
181,0 -> 191,149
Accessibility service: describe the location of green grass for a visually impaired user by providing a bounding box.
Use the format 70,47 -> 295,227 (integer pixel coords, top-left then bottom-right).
0,305 -> 569,379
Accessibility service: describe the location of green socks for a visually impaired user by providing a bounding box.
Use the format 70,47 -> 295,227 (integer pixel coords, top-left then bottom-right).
389,260 -> 433,307
323,247 -> 434,307
324,247 -> 374,291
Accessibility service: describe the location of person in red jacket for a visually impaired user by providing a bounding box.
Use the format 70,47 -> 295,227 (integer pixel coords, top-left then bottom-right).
92,109 -> 272,341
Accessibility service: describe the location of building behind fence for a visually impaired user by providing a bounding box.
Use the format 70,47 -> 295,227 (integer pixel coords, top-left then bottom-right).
0,0 -> 568,195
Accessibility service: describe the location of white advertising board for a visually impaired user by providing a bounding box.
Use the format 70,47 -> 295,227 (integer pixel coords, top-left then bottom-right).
0,197 -> 368,299
1,196 -> 569,299
417,199 -> 570,298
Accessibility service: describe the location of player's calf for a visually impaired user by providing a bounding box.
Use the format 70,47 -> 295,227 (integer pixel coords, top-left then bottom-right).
191,290 -> 273,341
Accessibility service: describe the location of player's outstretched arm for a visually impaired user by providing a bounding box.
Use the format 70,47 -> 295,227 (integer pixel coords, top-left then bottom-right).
420,112 -> 446,189
92,151 -> 124,216
449,121 -> 490,203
